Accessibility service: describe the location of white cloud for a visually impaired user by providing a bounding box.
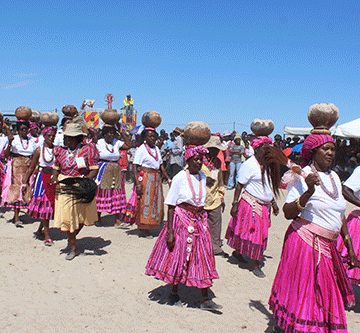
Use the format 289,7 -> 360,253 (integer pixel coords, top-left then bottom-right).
0,80 -> 33,89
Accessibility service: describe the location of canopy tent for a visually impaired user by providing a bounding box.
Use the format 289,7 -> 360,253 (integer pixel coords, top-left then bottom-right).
283,126 -> 336,136
333,118 -> 360,138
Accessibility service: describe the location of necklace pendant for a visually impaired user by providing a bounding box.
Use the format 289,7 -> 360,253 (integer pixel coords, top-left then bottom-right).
69,153 -> 74,158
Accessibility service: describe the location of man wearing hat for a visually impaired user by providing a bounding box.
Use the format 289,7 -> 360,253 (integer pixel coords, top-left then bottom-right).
168,127 -> 184,179
203,135 -> 227,257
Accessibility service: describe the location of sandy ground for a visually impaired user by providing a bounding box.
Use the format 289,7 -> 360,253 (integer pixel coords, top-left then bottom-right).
1,184 -> 360,333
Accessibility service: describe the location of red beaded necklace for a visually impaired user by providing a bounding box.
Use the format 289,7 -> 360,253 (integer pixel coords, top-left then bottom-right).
42,145 -> 54,164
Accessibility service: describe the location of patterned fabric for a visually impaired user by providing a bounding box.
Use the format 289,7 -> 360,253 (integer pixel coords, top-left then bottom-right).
184,145 -> 208,161
225,197 -> 270,261
300,133 -> 334,167
120,187 -> 137,224
54,144 -> 99,176
202,154 -> 221,171
250,136 -> 273,149
146,205 -> 218,288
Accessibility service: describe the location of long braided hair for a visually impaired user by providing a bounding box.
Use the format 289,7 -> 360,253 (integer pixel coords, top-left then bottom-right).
258,144 -> 288,198
58,177 -> 98,204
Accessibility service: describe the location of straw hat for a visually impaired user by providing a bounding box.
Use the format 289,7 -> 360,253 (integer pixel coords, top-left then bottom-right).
173,127 -> 184,135
204,135 -> 226,151
63,123 -> 87,137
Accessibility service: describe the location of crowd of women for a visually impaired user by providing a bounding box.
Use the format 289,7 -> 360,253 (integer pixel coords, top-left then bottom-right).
1,103 -> 360,331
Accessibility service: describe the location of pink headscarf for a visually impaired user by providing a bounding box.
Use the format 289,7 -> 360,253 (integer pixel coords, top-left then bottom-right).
30,122 -> 39,130
43,127 -> 57,135
300,134 -> 334,167
250,136 -> 273,149
185,145 -> 209,161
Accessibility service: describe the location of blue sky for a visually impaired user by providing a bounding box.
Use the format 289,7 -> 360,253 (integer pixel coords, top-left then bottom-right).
1,0 -> 359,136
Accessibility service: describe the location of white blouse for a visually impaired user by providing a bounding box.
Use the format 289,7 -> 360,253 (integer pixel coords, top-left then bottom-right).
10,135 -> 37,156
344,165 -> 360,199
237,156 -> 274,202
96,138 -> 125,161
286,165 -> 346,233
165,170 -> 206,207
39,145 -> 55,167
133,144 -> 162,169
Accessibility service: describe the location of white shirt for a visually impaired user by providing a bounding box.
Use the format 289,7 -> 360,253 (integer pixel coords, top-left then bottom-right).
96,138 -> 125,161
133,144 -> 162,169
344,165 -> 360,199
237,156 -> 273,202
10,135 -> 37,156
54,132 -> 64,147
165,170 -> 206,207
0,137 -> 9,154
39,145 -> 55,167
286,165 -> 346,233
29,135 -> 44,149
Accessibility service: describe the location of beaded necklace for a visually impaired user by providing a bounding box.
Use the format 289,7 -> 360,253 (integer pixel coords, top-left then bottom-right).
42,145 -> 54,164
144,142 -> 159,161
311,164 -> 338,200
186,169 -> 202,206
20,136 -> 29,150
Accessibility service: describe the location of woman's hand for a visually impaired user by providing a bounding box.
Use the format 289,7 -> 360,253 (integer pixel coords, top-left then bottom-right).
136,184 -> 143,196
305,173 -> 319,193
167,230 -> 175,251
50,176 -> 58,185
272,203 -> 280,216
348,250 -> 358,269
230,202 -> 239,218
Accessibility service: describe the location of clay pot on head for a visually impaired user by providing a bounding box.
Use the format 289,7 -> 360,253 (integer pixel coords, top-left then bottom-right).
141,111 -> 162,128
100,109 -> 121,125
40,112 -> 59,126
183,121 -> 211,145
30,110 -> 41,123
250,119 -> 274,136
62,105 -> 78,117
308,103 -> 339,130
15,106 -> 32,121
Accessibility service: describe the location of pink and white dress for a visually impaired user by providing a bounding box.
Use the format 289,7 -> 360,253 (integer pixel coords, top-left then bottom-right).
146,170 -> 218,289
27,145 -> 56,220
95,138 -> 127,214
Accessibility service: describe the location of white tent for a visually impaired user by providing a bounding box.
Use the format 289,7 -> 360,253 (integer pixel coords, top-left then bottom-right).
334,118 -> 360,138
283,126 -> 336,136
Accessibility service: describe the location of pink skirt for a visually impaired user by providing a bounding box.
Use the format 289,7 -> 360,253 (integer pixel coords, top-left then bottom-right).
269,225 -> 350,332
337,210 -> 360,285
146,205 -> 218,289
27,194 -> 54,220
96,188 -> 127,214
120,187 -> 137,224
225,198 -> 270,260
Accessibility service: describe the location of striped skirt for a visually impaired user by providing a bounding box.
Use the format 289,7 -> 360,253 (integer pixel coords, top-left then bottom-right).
27,171 -> 55,220
146,205 -> 218,289
337,208 -> 360,285
269,224 -> 353,333
120,186 -> 137,224
1,156 -> 31,209
95,161 -> 127,214
225,196 -> 271,261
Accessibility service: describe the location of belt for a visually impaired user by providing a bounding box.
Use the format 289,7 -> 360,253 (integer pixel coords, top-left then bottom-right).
140,166 -> 160,173
178,202 -> 205,214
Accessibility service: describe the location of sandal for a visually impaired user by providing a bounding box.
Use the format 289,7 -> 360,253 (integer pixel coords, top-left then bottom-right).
114,222 -> 130,229
65,251 -> 77,261
253,267 -> 266,278
14,221 -> 24,228
200,299 -> 223,311
44,239 -> 54,246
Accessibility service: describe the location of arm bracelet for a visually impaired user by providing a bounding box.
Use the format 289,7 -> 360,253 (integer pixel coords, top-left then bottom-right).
296,197 -> 305,211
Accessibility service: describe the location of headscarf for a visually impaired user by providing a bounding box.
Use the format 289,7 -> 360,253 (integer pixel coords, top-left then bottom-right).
185,145 -> 209,161
300,134 -> 334,167
30,122 -> 39,130
43,126 -> 57,135
250,136 -> 273,149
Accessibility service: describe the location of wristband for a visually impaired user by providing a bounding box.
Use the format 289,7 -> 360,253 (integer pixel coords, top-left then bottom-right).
296,197 -> 305,211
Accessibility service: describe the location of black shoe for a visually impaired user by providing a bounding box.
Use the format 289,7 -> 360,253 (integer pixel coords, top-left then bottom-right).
168,293 -> 183,306
200,299 -> 223,311
253,267 -> 266,278
214,251 -> 229,258
232,251 -> 247,263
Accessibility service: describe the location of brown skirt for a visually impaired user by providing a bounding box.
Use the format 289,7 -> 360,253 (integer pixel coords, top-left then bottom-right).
137,171 -> 164,230
53,174 -> 97,232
